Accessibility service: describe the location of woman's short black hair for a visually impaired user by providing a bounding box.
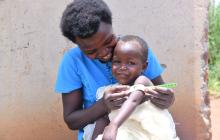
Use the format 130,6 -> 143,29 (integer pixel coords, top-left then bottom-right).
119,35 -> 149,62
60,0 -> 112,43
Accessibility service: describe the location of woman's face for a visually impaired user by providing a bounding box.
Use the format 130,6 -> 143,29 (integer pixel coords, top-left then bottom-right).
75,22 -> 117,63
112,41 -> 147,85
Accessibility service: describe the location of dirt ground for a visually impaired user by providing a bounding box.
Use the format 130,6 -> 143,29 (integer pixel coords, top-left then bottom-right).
210,96 -> 220,140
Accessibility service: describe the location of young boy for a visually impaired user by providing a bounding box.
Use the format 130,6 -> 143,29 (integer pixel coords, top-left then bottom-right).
83,35 -> 179,140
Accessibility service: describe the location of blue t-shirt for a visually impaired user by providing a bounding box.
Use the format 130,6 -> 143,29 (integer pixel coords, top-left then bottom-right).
55,46 -> 164,140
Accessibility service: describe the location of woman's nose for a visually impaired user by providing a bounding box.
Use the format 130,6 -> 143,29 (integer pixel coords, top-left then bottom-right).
96,47 -> 109,58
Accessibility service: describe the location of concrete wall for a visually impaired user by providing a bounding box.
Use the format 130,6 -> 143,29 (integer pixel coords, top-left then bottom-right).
0,0 -> 210,140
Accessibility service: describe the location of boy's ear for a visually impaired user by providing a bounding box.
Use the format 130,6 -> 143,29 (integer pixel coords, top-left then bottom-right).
142,60 -> 148,70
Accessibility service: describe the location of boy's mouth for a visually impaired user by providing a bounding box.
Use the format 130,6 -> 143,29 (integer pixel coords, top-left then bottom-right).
116,73 -> 129,79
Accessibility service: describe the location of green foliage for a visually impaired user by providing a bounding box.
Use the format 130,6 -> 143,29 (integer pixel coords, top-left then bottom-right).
208,3 -> 220,96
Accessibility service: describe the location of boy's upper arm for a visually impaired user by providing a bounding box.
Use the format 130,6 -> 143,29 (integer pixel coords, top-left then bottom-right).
134,75 -> 153,86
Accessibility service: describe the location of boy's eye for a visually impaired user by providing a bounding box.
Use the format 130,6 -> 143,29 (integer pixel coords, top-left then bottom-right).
128,61 -> 136,65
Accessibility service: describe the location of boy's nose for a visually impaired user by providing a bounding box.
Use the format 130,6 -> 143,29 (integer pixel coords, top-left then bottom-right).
119,64 -> 128,70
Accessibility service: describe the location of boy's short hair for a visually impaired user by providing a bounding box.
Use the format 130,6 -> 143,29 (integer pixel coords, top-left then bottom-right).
119,35 -> 149,62
60,0 -> 112,43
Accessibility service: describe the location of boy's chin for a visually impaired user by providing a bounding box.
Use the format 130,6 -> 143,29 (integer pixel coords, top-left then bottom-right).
118,80 -> 130,85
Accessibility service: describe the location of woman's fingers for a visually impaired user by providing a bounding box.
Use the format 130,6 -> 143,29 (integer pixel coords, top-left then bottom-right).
103,85 -> 130,110
144,86 -> 175,109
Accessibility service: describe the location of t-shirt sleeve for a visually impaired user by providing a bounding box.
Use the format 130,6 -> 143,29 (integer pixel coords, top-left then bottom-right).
55,51 -> 82,93
143,48 -> 164,80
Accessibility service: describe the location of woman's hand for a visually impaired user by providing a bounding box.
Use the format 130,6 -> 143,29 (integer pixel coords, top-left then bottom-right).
103,85 -> 130,112
144,86 -> 175,109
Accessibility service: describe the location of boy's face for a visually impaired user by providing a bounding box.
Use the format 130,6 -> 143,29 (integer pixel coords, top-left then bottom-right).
112,41 -> 147,85
75,22 -> 117,63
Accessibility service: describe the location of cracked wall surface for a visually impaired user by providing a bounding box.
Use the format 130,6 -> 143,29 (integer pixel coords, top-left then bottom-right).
0,0 -> 210,140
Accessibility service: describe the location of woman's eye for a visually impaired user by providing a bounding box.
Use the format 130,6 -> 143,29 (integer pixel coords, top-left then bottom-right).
113,60 -> 120,64
83,49 -> 96,55
107,37 -> 117,48
106,35 -> 114,45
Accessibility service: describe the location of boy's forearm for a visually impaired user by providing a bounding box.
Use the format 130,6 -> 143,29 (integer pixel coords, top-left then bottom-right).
111,91 -> 144,127
92,116 -> 109,140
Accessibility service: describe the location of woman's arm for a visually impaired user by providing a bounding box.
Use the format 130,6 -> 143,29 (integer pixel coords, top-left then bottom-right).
62,85 -> 129,130
62,89 -> 108,130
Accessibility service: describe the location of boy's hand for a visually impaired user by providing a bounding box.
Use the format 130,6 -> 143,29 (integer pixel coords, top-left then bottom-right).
102,123 -> 118,140
103,85 -> 130,111
145,86 -> 175,109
